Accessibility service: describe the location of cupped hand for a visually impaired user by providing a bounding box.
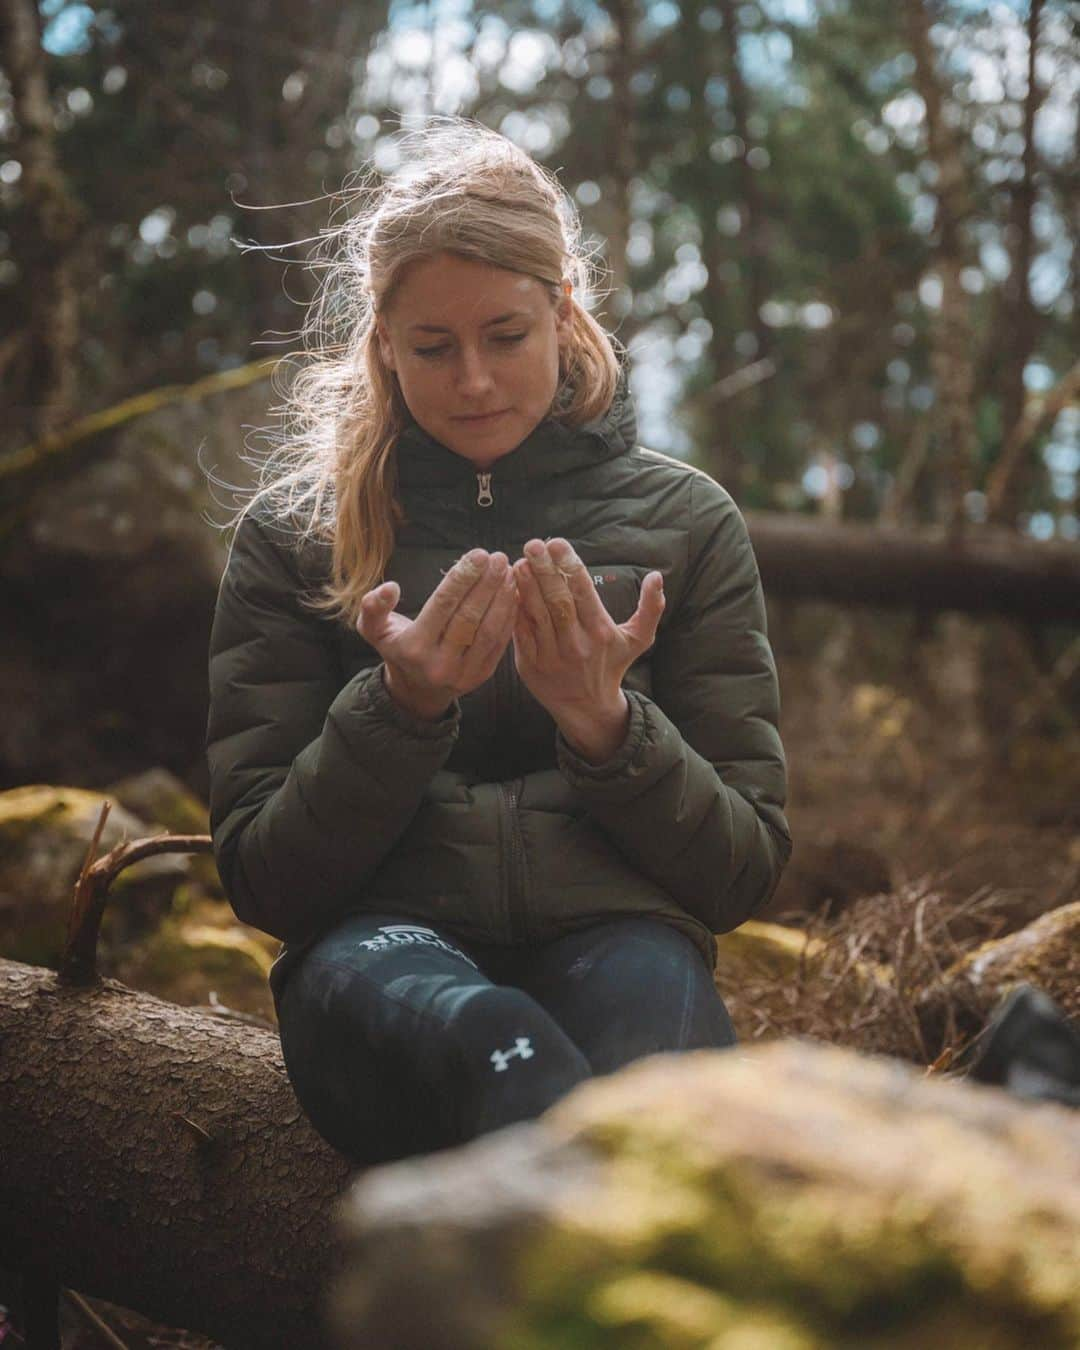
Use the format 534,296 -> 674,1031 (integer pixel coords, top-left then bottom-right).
512,538 -> 665,761
357,549 -> 517,720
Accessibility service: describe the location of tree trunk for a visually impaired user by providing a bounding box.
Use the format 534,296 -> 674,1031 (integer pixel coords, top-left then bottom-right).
989,0 -> 1046,528
905,0 -> 979,541
599,0 -> 635,322
0,0 -> 86,444
0,959 -> 353,1349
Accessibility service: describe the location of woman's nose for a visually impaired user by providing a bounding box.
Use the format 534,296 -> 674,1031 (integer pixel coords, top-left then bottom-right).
455,346 -> 495,396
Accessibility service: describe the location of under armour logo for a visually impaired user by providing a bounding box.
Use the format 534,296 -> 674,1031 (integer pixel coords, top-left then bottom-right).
490,1037 -> 535,1072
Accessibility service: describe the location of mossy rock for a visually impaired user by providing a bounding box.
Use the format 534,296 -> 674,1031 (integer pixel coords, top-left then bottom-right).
107,766 -> 210,836
333,1041 -> 1080,1350
115,910 -> 276,1024
0,784 -> 187,967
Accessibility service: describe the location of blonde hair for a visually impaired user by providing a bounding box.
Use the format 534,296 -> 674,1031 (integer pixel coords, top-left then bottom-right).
230,117 -> 623,629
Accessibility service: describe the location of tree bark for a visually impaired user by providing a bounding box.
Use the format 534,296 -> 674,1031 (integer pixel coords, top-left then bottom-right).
989,0 -> 1046,527
745,512 -> 1080,622
0,959 -> 353,1350
905,0 -> 979,541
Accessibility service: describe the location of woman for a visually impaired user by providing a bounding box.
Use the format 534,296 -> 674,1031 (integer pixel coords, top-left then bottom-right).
206,119 -> 791,1165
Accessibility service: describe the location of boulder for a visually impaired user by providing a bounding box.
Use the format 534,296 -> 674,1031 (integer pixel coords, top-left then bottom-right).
114,895 -> 279,1023
331,1040 -> 1080,1350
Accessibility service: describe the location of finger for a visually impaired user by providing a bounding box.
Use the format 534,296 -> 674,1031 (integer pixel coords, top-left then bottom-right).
356,580 -> 402,644
413,549 -> 490,643
523,539 -> 577,636
513,556 -> 557,657
545,538 -> 609,635
440,553 -> 509,649
512,611 -> 538,669
619,570 -> 666,654
466,568 -> 517,669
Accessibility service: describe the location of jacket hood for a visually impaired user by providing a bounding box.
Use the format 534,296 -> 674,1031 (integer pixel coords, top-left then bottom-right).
394,362 -> 637,488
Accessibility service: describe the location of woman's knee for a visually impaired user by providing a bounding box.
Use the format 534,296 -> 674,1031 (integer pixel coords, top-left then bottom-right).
277,957 -> 592,1162
523,917 -> 737,1072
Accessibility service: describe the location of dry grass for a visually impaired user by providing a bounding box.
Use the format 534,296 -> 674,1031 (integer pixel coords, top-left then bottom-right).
730,875 -> 1020,1066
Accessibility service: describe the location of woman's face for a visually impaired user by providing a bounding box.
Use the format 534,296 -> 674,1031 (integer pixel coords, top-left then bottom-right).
376,251 -> 573,471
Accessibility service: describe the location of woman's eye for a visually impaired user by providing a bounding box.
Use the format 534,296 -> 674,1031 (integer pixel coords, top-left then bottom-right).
413,334 -> 527,359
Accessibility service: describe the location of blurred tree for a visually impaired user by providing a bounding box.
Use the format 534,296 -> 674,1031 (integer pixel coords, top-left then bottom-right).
0,0 -> 85,438
0,0 -> 390,449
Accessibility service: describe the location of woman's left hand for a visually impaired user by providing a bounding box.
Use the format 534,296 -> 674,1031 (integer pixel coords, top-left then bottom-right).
512,538 -> 665,764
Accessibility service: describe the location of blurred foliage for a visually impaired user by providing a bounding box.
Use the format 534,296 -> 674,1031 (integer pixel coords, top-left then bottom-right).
0,0 -> 1077,529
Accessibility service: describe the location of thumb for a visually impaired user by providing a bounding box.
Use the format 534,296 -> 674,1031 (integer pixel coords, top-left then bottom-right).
620,571 -> 665,652
356,580 -> 401,642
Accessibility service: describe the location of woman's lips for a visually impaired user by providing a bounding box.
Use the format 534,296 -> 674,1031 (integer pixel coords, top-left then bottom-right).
455,409 -> 509,423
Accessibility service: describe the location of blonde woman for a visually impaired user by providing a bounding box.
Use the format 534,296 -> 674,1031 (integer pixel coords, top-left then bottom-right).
206,119 -> 791,1165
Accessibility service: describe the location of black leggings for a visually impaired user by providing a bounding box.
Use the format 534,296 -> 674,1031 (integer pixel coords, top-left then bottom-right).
275,911 -> 737,1166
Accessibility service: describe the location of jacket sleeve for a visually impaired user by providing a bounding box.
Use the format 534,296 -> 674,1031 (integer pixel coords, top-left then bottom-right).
206,511 -> 461,943
555,471 -> 792,933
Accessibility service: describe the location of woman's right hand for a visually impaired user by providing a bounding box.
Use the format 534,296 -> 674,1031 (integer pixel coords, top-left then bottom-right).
356,549 -> 517,721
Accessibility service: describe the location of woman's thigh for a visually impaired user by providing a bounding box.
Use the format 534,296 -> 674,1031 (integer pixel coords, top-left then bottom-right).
276,913 -> 590,1164
510,917 -> 736,1075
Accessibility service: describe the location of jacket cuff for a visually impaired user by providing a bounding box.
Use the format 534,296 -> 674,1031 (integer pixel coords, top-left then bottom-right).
355,663 -> 462,741
555,688 -> 656,785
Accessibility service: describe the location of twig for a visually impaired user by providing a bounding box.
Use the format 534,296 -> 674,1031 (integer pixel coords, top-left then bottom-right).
173,1112 -> 215,1147
62,1290 -> 132,1350
59,805 -> 213,986
199,992 -> 277,1031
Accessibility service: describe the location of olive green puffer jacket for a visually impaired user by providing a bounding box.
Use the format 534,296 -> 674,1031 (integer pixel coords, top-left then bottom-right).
206,376 -> 792,1005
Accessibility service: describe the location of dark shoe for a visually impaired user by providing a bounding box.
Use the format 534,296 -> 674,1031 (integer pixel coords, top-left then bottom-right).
965,984 -> 1080,1107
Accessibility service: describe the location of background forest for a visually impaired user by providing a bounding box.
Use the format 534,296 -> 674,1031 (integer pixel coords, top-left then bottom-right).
1,0 -> 1078,1345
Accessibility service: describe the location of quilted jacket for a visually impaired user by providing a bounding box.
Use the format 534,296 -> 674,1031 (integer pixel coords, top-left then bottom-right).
206,373 -> 792,1005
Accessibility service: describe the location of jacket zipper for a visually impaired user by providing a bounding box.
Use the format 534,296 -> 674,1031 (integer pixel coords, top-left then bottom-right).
474,469 -> 527,942
497,778 -> 528,943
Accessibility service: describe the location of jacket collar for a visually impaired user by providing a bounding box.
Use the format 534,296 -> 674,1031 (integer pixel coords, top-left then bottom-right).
394,363 -> 637,488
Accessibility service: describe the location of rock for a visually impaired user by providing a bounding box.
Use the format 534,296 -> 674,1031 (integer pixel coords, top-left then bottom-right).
331,1041 -> 1080,1350
0,784 -> 187,967
115,906 -> 278,1024
919,902 -> 1080,1043
106,766 -> 210,836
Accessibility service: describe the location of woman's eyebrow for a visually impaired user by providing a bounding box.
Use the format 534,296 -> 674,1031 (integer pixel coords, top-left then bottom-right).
407,310 -> 530,333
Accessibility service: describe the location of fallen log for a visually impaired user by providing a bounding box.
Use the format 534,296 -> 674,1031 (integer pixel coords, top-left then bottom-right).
746,513 -> 1080,622
0,957 -> 352,1349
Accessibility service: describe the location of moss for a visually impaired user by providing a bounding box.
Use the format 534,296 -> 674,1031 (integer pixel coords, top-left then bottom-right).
506,1047 -> 1080,1349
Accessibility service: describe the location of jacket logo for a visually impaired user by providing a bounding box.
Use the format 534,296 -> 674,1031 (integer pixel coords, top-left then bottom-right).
491,1037 -> 535,1072
355,923 -> 478,968
592,573 -> 618,586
